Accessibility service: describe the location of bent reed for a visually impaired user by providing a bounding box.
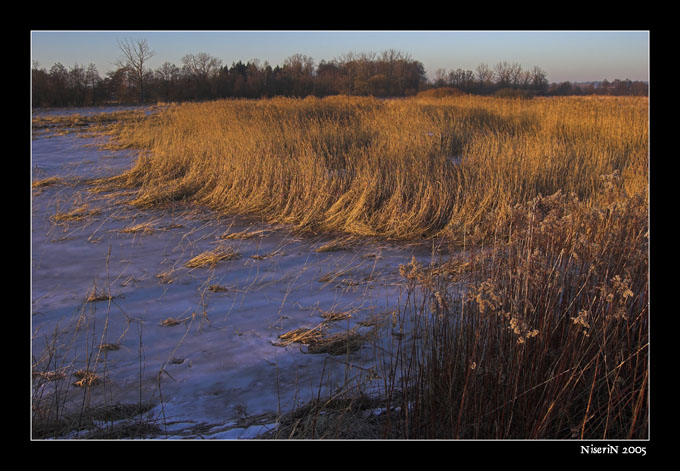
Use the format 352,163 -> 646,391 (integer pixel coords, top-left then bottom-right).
100,95 -> 647,244
93,95 -> 647,439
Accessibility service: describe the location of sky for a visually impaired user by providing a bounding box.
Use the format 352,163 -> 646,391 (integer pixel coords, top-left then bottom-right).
30,30 -> 650,84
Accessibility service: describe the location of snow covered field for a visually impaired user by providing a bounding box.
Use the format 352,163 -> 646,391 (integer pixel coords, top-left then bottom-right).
31,108 -> 441,439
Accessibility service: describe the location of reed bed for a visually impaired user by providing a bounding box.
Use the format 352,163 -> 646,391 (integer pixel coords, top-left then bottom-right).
392,186 -> 648,439
99,95 -> 647,245
90,95 -> 648,439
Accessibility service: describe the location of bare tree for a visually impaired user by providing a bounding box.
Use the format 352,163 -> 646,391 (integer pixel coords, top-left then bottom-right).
531,66 -> 549,94
519,69 -> 533,89
508,62 -> 524,88
494,61 -> 513,88
283,53 -> 315,78
282,54 -> 315,96
476,63 -> 494,85
181,52 -> 222,79
116,38 -> 154,103
433,68 -> 448,87
380,49 -> 404,96
336,52 -> 358,95
85,63 -> 100,105
155,62 -> 180,101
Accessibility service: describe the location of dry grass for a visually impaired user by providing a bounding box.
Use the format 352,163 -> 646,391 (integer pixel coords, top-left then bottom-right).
305,330 -> 366,355
65,95 -> 647,439
272,325 -> 328,347
72,369 -> 101,388
273,326 -> 367,356
96,95 -> 647,245
272,302 -> 371,357
32,176 -> 62,189
391,187 -> 648,439
269,181 -> 648,439
97,343 -> 121,352
32,400 -> 158,439
319,309 -> 354,322
219,229 -> 269,240
207,284 -> 229,292
160,317 -> 184,327
120,222 -> 155,234
184,245 -> 241,269
260,396 -> 397,439
51,204 -> 101,223
32,369 -> 68,382
86,283 -> 113,302
314,235 -> 357,253
156,268 -> 177,284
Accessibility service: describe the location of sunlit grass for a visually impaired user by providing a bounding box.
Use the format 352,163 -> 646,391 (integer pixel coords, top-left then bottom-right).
99,95 -> 647,245
394,187 -> 648,438
85,94 -> 648,439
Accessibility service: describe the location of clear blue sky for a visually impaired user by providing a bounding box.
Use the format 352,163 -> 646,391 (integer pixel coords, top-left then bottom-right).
30,30 -> 649,83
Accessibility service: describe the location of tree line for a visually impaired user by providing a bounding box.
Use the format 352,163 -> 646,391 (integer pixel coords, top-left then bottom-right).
31,39 -> 648,108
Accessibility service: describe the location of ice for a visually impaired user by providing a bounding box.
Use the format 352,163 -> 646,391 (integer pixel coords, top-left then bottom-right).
33,105 -> 153,117
31,109 -> 440,439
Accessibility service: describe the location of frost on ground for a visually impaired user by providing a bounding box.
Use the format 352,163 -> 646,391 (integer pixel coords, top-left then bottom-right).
31,108 -> 444,439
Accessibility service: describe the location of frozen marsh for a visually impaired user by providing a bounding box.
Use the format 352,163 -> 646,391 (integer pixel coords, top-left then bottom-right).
30,108 -> 442,439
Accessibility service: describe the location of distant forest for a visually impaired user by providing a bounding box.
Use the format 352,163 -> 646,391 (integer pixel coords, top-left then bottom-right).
31,40 -> 649,108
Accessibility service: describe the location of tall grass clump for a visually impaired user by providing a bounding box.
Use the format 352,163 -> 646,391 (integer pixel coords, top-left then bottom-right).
99,95 -> 647,245
393,180 -> 648,438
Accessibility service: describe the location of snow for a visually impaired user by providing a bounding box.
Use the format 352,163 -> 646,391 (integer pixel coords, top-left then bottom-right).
31,110 -> 440,439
